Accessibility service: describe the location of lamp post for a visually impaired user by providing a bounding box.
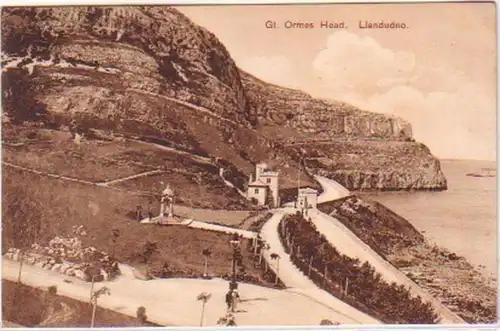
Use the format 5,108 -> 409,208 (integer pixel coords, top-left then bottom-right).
229,233 -> 241,290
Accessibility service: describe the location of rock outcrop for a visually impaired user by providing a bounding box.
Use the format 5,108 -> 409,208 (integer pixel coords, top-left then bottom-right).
240,71 -> 413,141
1,6 -> 446,192
286,140 -> 447,191
241,72 -> 445,191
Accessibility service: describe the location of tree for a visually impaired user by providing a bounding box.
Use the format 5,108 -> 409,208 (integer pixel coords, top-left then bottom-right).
142,241 -> 159,262
141,241 -> 159,278
202,248 -> 212,278
270,253 -> 281,284
110,228 -> 120,259
194,172 -> 203,207
136,306 -> 147,324
90,286 -> 111,328
85,263 -> 102,303
196,292 -> 212,327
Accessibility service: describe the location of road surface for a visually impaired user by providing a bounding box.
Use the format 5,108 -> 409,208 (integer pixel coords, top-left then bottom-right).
259,210 -> 380,324
310,212 -> 464,324
3,259 -> 372,326
315,175 -> 350,203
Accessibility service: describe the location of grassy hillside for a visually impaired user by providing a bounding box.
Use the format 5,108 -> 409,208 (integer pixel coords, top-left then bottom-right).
1,165 -> 278,288
318,195 -> 424,258
3,280 -> 160,327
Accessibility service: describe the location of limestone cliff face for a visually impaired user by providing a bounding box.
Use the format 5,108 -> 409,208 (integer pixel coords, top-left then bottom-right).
240,71 -> 413,141
1,6 -> 446,192
286,141 -> 447,191
241,72 -> 446,191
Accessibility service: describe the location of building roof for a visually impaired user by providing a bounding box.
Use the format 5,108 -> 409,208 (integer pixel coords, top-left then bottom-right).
259,170 -> 279,176
248,179 -> 269,188
299,187 -> 318,194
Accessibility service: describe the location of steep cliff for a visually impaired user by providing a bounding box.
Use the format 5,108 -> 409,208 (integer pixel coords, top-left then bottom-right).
241,72 -> 447,191
281,139 -> 447,191
1,6 -> 446,193
240,71 -> 413,141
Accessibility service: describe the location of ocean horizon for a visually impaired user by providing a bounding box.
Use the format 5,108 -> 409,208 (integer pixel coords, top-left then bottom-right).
362,158 -> 497,280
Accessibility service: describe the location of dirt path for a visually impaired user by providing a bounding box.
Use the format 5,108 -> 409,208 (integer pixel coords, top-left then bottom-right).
99,169 -> 165,186
2,161 -> 97,186
129,138 -> 212,164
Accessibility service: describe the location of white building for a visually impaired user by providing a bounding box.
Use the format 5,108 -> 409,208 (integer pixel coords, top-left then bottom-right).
247,162 -> 280,207
297,187 -> 318,216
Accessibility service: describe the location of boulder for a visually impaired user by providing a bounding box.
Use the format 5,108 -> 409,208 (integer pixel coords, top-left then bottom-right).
29,253 -> 45,260
12,252 -> 20,261
60,264 -> 70,274
52,264 -> 62,272
74,270 -> 86,280
132,267 -> 151,280
35,261 -> 45,268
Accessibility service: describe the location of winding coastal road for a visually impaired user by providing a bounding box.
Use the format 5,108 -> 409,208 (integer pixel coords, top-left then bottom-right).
259,175 -> 464,325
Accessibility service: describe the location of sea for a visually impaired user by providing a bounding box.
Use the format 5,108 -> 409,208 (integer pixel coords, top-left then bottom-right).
362,159 -> 497,280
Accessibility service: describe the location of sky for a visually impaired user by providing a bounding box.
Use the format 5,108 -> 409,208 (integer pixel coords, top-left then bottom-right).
177,3 -> 497,161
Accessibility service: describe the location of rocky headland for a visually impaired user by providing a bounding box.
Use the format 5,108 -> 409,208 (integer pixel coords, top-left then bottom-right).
2,6 -> 446,193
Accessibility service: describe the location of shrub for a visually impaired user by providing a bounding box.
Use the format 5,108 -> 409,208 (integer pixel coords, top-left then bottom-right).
47,285 -> 57,295
136,306 -> 147,323
319,319 -> 339,325
279,214 -> 439,324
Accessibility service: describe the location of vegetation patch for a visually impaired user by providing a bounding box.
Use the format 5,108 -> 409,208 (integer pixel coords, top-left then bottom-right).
2,280 -> 160,327
318,195 -> 424,258
279,213 -> 438,324
242,212 -> 274,232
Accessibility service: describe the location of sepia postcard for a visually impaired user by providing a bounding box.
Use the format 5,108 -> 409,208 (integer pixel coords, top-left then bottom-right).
0,1 -> 497,328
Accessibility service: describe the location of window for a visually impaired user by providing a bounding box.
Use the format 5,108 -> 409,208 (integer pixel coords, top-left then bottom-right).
266,178 -> 271,184
254,188 -> 259,194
